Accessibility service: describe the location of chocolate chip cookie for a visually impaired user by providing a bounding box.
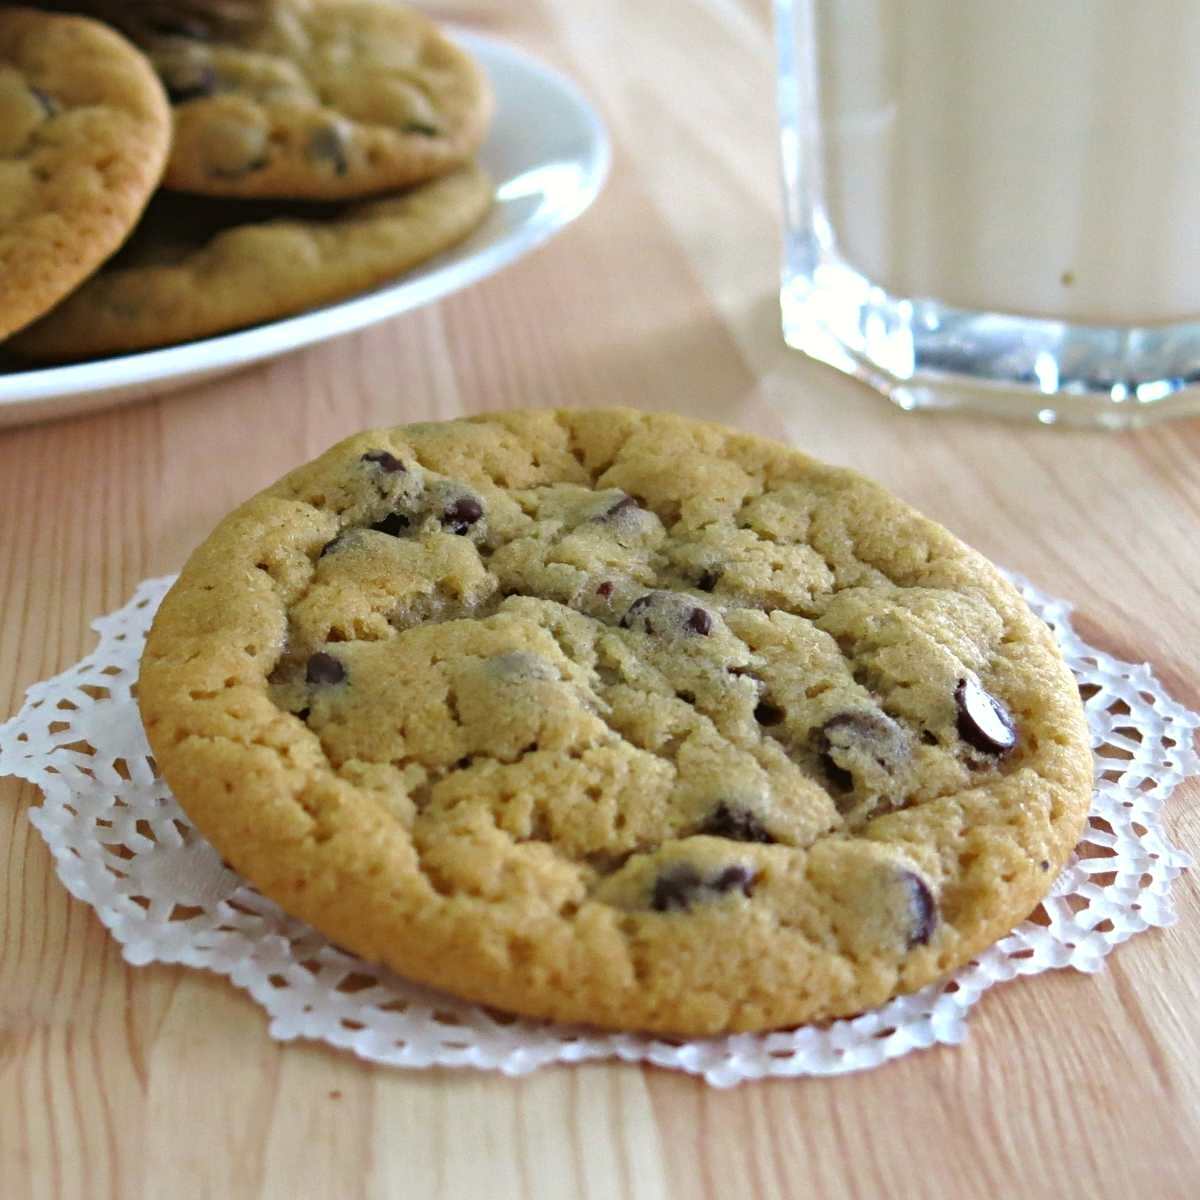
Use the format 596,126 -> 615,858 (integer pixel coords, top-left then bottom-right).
134,0 -> 492,200
138,410 -> 1093,1035
9,162 -> 491,358
0,6 -> 170,341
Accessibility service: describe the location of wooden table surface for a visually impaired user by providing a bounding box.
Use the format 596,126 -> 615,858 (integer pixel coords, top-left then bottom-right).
3,2 -> 1199,1196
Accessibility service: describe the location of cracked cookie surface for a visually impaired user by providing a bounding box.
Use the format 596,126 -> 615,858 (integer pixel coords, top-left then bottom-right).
139,409 -> 1093,1035
135,0 -> 492,200
9,162 -> 492,358
0,6 -> 170,340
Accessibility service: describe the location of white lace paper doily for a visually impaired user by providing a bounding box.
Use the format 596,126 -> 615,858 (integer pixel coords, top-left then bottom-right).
1,574 -> 1195,1088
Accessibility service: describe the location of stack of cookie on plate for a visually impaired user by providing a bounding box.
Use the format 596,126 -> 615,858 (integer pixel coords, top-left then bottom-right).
0,0 -> 494,359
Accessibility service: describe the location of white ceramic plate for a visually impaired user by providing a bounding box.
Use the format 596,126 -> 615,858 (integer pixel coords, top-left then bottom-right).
0,32 -> 610,427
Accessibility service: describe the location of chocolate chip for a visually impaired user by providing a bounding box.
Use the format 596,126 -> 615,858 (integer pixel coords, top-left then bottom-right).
696,569 -> 720,592
620,594 -> 655,631
754,700 -> 785,726
403,121 -> 441,136
650,863 -> 756,911
162,63 -> 217,103
308,125 -> 349,175
593,493 -> 641,522
822,757 -> 854,794
305,652 -> 345,685
210,155 -> 268,180
902,870 -> 937,947
370,512 -> 411,537
596,580 -> 615,599
699,802 -> 775,844
955,678 -> 1017,754
360,449 -> 405,473
1040,859 -> 1050,872
651,865 -> 702,912
442,496 -> 483,534
29,87 -> 57,118
819,711 -> 908,795
620,591 -> 715,638
712,865 -> 756,897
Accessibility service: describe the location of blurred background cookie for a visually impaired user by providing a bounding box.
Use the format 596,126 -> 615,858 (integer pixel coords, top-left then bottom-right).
9,162 -> 493,357
90,0 -> 493,200
0,5 -> 170,340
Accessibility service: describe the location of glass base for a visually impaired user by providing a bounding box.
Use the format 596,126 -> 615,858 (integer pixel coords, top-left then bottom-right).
781,250 -> 1200,428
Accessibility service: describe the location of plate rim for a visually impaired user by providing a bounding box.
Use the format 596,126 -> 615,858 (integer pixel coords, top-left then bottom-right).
0,30 -> 611,411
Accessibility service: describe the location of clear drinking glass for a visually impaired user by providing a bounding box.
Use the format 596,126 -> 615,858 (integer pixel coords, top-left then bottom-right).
776,0 -> 1200,427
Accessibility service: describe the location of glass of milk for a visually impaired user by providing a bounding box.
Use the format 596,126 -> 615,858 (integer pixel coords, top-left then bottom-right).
777,0 -> 1200,426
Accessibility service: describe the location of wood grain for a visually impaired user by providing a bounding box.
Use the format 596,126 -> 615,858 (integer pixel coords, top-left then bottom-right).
2,2 -> 1198,1196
